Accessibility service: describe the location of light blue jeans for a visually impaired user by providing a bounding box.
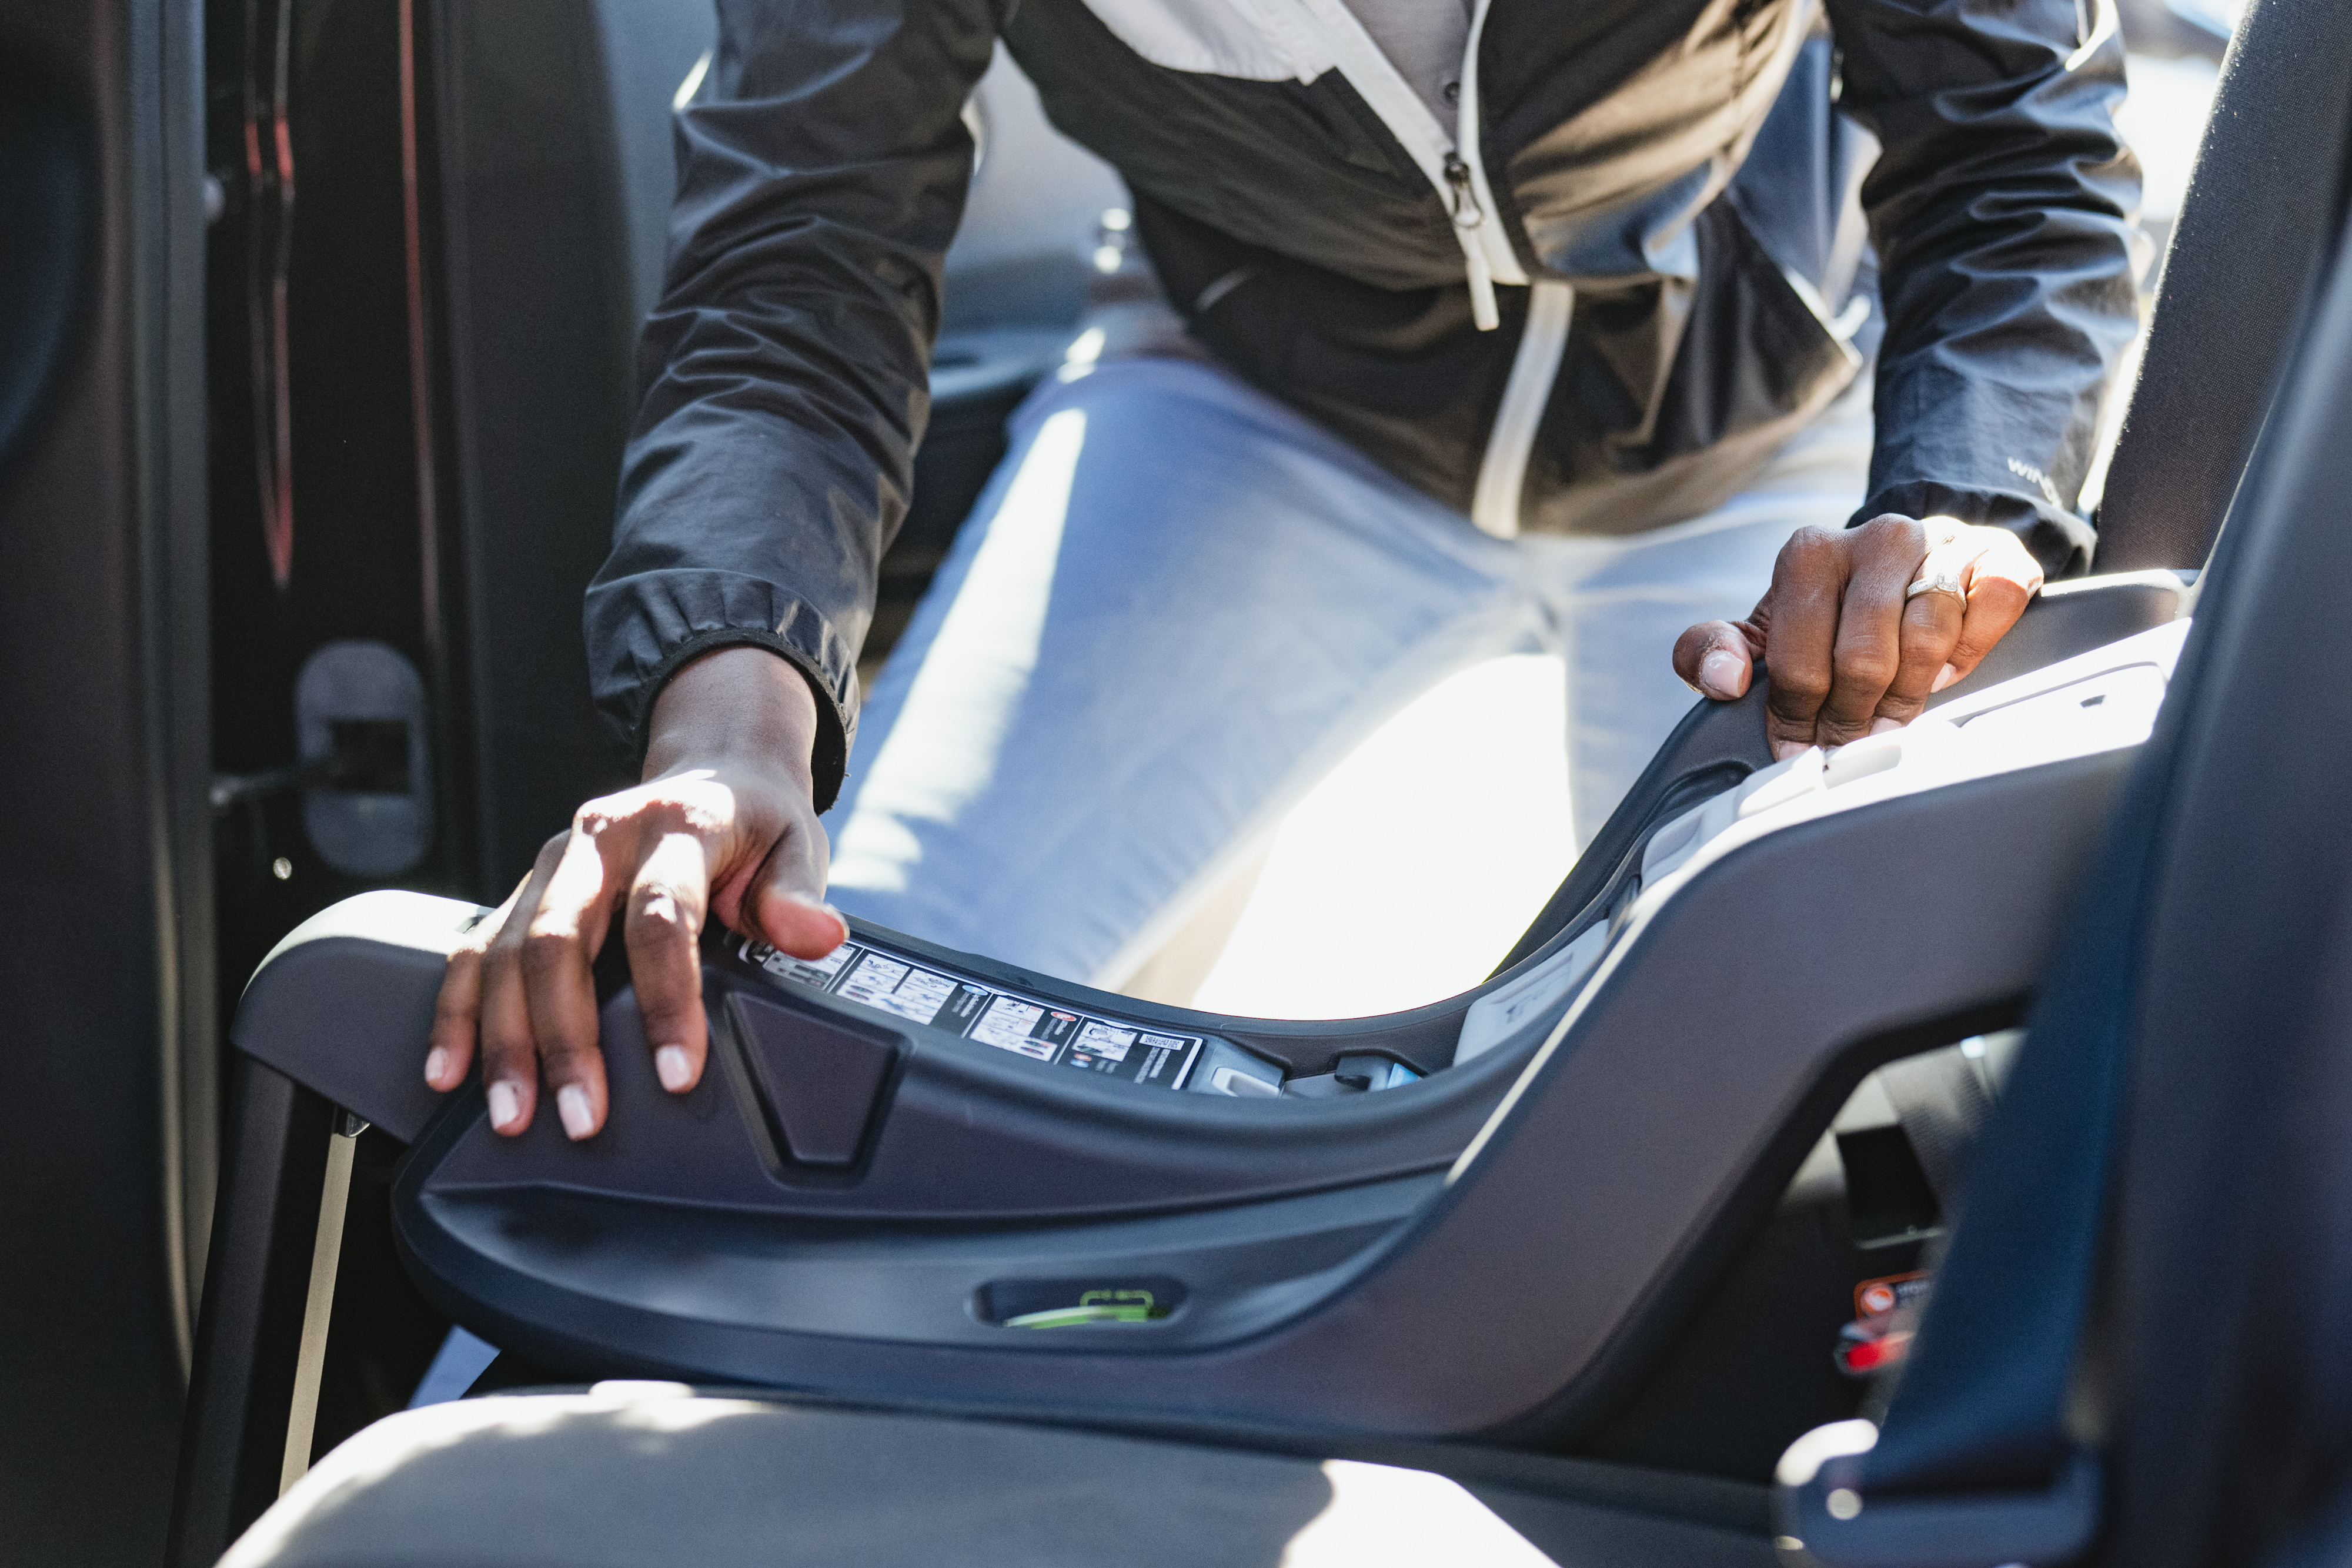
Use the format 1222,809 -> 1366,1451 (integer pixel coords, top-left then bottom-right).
822,355 -> 1872,988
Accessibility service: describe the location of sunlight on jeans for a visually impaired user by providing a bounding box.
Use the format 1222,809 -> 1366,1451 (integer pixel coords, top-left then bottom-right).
831,409 -> 1087,894
1192,654 -> 1579,1019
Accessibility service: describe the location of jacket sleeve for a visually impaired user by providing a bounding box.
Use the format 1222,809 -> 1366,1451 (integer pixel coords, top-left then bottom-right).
1823,0 -> 2143,576
585,0 -> 1000,810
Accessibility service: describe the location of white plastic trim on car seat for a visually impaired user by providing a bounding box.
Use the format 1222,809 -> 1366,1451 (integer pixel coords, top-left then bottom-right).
1636,623 -> 2187,894
1446,617 -> 2194,1183
1455,920 -> 1608,1064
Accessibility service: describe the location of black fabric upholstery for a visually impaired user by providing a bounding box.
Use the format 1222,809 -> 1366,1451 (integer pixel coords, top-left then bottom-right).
1833,171 -> 2352,1568
2092,0 -> 2352,571
2091,203 -> 2352,1568
1842,0 -> 2352,1507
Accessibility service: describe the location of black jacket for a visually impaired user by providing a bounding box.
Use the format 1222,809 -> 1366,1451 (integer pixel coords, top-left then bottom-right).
587,0 -> 2141,809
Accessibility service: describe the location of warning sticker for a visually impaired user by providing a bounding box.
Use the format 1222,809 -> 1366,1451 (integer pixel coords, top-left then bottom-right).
1853,1271 -> 1930,1320
739,937 -> 1204,1091
1135,1034 -> 1193,1088
1071,1021 -> 1134,1062
1836,1271 -> 1931,1379
835,954 -> 961,1026
837,953 -> 911,1009
759,944 -> 857,991
972,997 -> 1050,1055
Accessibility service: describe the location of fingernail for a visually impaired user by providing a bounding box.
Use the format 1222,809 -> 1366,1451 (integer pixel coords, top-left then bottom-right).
1931,663 -> 1959,693
557,1084 -> 595,1141
1869,716 -> 1902,735
1772,740 -> 1809,761
487,1080 -> 523,1131
1699,649 -> 1744,700
424,1047 -> 447,1086
655,1045 -> 693,1092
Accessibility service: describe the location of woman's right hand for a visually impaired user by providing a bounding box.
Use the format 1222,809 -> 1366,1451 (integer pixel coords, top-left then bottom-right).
423,647 -> 849,1141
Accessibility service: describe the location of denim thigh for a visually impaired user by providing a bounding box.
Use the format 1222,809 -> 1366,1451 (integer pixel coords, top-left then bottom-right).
822,356 -> 1530,984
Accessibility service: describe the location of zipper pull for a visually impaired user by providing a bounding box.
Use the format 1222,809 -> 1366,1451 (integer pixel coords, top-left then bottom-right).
1464,246 -> 1498,331
1445,155 -> 1500,329
1444,154 -> 1482,229
1446,155 -> 1500,330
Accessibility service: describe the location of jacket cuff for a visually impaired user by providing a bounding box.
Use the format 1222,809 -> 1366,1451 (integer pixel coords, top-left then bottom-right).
1850,482 -> 2099,581
585,570 -> 860,814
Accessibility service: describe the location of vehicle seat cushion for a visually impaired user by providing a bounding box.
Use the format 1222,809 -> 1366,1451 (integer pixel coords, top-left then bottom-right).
219,1386 -> 1596,1568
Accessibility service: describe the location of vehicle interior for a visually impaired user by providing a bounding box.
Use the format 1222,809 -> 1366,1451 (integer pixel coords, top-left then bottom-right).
6,0 -> 2351,1564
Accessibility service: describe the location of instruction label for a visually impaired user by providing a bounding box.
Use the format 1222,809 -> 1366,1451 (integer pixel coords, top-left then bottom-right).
739,937 -> 1201,1089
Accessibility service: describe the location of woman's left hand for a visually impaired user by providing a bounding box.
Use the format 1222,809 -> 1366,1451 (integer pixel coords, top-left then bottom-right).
1673,514 -> 2045,758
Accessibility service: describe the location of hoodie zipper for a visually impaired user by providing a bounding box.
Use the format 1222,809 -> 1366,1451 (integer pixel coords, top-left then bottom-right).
1283,0 -> 1524,327
1280,0 -> 1569,537
1449,0 -> 1511,330
1441,153 -> 1499,328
